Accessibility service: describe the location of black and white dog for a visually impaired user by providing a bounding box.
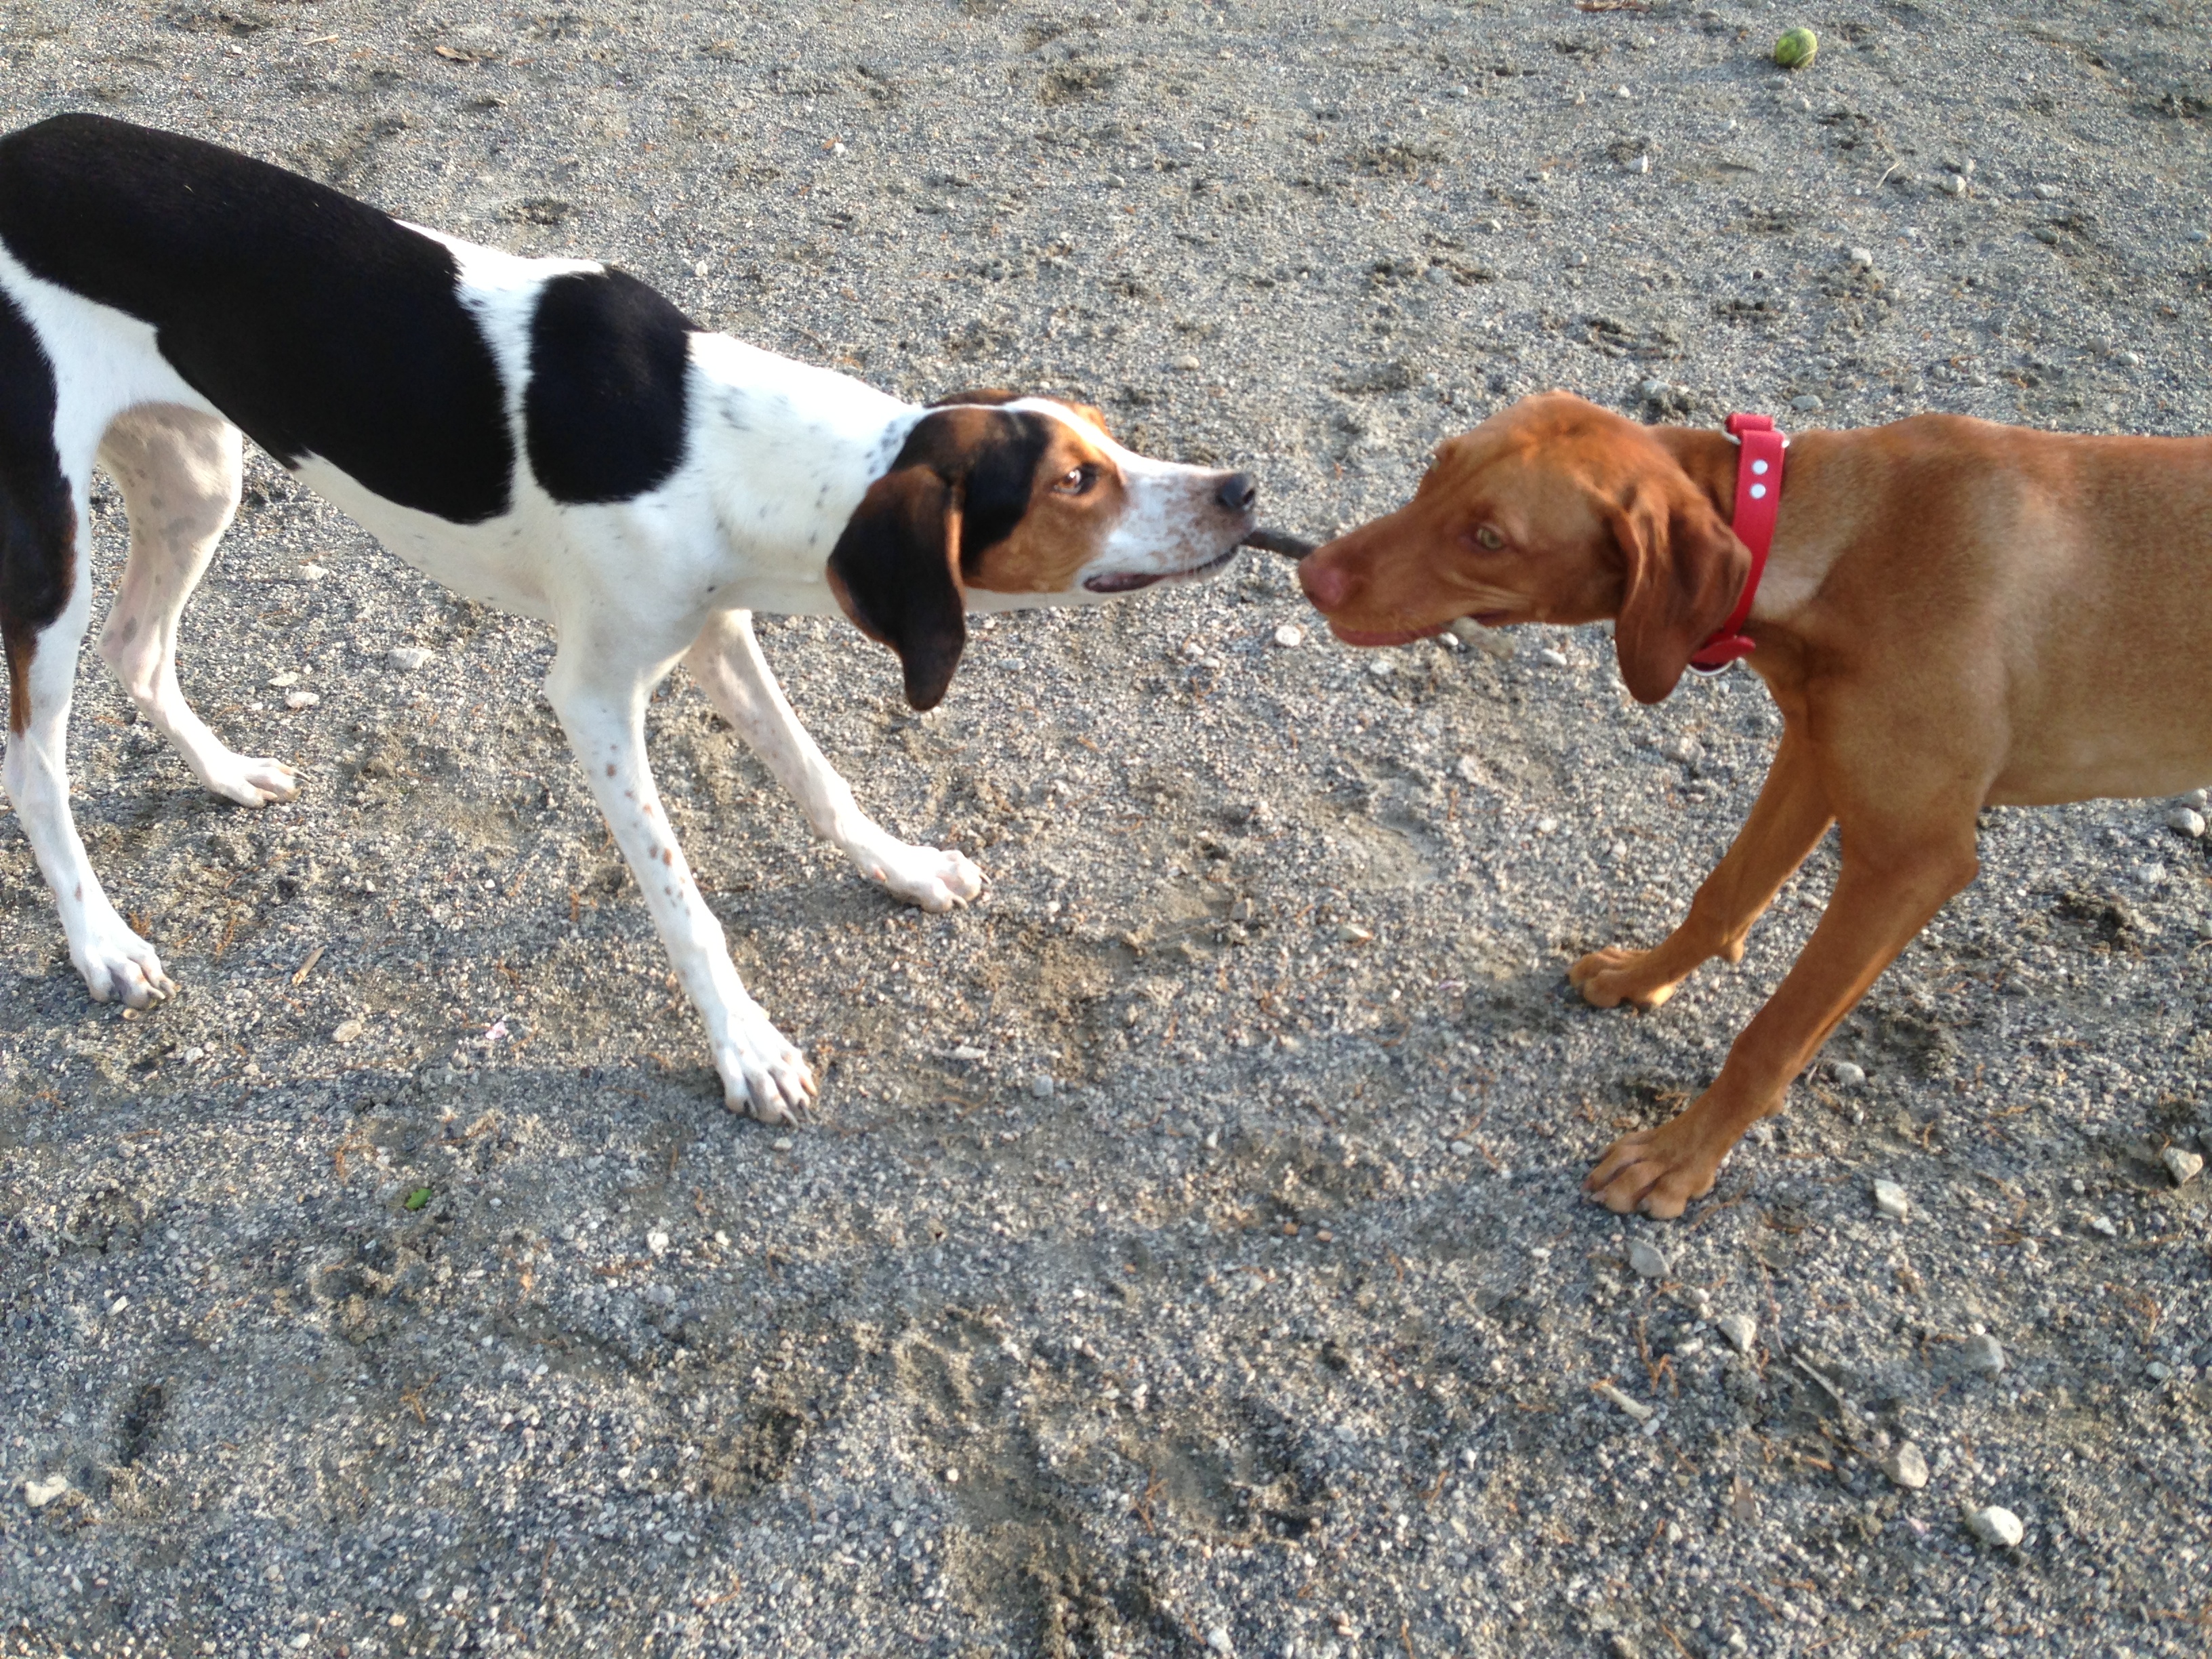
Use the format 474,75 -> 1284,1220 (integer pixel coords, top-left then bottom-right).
0,114 -> 1257,1121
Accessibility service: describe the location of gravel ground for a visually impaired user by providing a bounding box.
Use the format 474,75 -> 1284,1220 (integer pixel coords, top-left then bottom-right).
5,3 -> 2211,1656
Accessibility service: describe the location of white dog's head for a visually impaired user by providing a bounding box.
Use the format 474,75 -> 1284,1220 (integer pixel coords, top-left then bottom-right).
827,391 -> 1256,708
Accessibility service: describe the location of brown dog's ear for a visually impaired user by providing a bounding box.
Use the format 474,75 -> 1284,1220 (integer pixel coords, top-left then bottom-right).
826,466 -> 968,712
1609,487 -> 1749,705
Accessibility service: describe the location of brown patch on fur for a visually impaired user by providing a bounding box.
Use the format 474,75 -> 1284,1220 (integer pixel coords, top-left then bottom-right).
963,423 -> 1126,595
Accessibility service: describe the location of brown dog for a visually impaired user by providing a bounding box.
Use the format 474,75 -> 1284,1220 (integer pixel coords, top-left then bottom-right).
1298,391 -> 2212,1217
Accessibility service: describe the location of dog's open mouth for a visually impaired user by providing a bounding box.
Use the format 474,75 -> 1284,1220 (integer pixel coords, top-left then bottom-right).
1083,544 -> 1243,594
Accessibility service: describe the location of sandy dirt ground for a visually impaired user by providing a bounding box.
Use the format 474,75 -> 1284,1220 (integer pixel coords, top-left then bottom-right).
3,2 -> 2211,1656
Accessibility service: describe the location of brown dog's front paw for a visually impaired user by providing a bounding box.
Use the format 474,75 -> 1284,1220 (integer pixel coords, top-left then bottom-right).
1582,1114 -> 1732,1220
1568,945 -> 1681,1012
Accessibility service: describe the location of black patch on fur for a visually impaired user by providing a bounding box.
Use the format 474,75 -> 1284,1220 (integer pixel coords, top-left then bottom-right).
524,268 -> 695,504
825,406 -> 1052,710
899,404 -> 1052,577
0,284 -> 73,733
0,113 -> 513,523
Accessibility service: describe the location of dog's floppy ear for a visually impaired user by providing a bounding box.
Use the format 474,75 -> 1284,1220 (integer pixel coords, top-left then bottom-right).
1608,485 -> 1749,705
827,466 -> 968,712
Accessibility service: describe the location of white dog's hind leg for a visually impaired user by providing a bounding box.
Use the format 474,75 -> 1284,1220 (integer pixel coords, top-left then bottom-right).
684,609 -> 984,912
95,406 -> 299,807
3,497 -> 174,1008
546,633 -> 817,1124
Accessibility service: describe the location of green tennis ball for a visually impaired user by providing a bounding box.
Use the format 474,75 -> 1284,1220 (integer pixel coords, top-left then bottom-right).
1773,26 -> 1818,69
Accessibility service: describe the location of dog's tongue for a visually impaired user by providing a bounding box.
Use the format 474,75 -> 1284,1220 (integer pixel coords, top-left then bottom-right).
1241,528 -> 1317,559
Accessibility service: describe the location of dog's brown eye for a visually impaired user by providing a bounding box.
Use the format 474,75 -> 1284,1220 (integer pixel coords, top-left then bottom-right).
1054,466 -> 1093,495
1474,524 -> 1506,550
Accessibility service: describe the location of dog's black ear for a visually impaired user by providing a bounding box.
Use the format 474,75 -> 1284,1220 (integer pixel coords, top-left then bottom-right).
1609,485 -> 1748,705
827,465 -> 968,712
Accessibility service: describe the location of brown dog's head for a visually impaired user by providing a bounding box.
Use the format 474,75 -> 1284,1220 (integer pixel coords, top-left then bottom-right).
1296,392 -> 1748,703
829,390 -> 1258,710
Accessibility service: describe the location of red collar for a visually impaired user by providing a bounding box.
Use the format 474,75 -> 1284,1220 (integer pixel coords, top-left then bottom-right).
1687,411 -> 1788,674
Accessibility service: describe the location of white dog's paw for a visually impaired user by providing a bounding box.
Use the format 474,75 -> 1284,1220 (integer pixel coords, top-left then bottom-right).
73,918 -> 175,1010
717,1001 -> 818,1126
855,840 -> 985,914
200,752 -> 300,808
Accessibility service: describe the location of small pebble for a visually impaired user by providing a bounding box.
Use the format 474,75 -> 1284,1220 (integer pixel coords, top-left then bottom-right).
2085,1214 -> 2118,1238
2163,1146 -> 2204,1187
1029,1073 -> 1056,1101
2114,349 -> 2143,368
1881,1442 -> 1930,1490
1640,377 -> 1671,400
1830,1059 -> 1866,1088
1872,1179 -> 1909,1221
943,1467 -> 960,1484
1171,354 -> 1202,372
388,646 -> 432,672
268,670 -> 300,687
285,690 -> 320,710
1627,1239 -> 1669,1279
1660,735 -> 1702,765
1939,172 -> 1967,196
647,1229 -> 670,1257
1789,393 -> 1824,413
1273,623 -> 1305,649
1336,922 -> 1374,945
772,1136 -> 794,1153
23,1475 -> 68,1509
299,563 -> 330,581
1716,1312 -> 1757,1355
2147,1359 -> 2171,1382
1366,656 -> 1395,678
2165,808 -> 2204,838
1964,1505 -> 2024,1549
1630,154 -> 1650,174
1538,647 -> 1570,668
1847,246 -> 1875,269
1960,1333 -> 2005,1376
1206,1630 -> 1234,1658
331,1018 -> 366,1045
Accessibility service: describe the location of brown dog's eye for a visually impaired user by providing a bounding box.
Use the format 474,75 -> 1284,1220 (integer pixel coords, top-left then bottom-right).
1054,466 -> 1094,496
1474,524 -> 1506,550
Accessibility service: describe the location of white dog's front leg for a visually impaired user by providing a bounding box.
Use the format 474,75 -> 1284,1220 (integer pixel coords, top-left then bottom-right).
547,647 -> 816,1124
684,609 -> 984,912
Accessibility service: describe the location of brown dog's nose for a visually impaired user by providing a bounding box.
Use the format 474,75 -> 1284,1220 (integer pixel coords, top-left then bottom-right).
1298,553 -> 1349,613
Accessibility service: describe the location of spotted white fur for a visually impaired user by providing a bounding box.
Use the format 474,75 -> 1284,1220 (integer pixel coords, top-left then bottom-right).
1,194 -> 1246,1123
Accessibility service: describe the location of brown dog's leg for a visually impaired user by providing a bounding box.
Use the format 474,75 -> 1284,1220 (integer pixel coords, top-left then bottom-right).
1583,807 -> 1979,1217
1570,729 -> 1832,1012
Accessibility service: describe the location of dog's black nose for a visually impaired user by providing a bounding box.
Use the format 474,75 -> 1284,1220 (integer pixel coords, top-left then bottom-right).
1216,472 -> 1258,513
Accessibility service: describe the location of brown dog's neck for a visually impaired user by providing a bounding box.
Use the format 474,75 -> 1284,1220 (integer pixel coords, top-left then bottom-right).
1650,422 -> 1847,642
1647,426 -> 1742,528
